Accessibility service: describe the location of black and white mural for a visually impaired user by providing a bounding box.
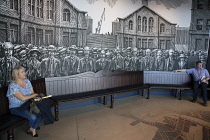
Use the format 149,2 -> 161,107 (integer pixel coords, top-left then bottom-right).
0,0 -> 210,87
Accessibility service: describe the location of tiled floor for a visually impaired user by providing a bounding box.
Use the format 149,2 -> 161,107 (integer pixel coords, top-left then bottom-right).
2,95 -> 210,140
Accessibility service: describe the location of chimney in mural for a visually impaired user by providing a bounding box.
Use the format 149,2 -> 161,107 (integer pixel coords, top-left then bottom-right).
86,14 -> 93,35
142,0 -> 148,6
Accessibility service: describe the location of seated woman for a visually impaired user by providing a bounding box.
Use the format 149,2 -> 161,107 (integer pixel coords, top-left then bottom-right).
7,66 -> 41,137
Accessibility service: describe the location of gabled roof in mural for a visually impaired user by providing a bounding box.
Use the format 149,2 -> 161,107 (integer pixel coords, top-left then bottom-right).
65,0 -> 87,13
118,5 -> 176,25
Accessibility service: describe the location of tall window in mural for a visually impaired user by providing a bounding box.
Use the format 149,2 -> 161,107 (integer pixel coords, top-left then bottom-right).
37,0 -> 43,18
124,37 -> 128,48
142,39 -> 147,49
137,16 -> 141,31
160,23 -> 165,33
197,19 -> 203,30
63,32 -> 70,47
10,0 -> 18,11
129,38 -> 132,47
205,39 -> 208,51
28,0 -> 35,16
137,38 -> 141,49
45,30 -> 53,45
70,33 -> 77,46
142,17 -> 147,32
47,0 -> 54,20
0,22 -> 6,42
27,27 -> 35,44
9,24 -> 18,44
166,40 -> 171,50
207,19 -> 210,30
63,9 -> 70,21
149,17 -> 154,32
197,0 -> 203,9
129,20 -> 133,30
124,37 -> 133,48
36,29 -> 43,46
195,39 -> 202,51
160,40 -> 165,49
148,39 -> 153,48
208,0 -> 210,9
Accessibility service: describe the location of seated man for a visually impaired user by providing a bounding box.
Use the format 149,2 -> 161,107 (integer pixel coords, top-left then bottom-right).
173,61 -> 210,106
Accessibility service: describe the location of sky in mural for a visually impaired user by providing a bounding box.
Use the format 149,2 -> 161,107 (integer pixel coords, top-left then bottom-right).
69,0 -> 191,34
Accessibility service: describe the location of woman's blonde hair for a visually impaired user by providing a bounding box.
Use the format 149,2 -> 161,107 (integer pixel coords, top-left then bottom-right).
12,66 -> 25,82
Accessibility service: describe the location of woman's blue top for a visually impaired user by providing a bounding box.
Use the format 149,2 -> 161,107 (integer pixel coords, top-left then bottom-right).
7,79 -> 32,108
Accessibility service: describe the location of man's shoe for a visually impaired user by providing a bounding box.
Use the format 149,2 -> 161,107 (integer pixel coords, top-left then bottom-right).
192,99 -> 197,103
204,101 -> 207,106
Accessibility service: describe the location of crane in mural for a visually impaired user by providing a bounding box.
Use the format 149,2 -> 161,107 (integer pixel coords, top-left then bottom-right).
95,8 -> 105,34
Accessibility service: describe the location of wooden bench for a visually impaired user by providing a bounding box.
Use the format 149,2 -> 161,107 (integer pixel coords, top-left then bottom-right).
46,70 -> 149,109
144,71 -> 193,100
0,79 -> 58,140
0,86 -> 27,140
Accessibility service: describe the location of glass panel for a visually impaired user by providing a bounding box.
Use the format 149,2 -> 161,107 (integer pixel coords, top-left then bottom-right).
63,32 -> 69,47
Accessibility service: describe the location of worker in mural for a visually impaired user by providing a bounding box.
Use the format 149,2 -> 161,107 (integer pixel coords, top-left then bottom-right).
62,45 -> 80,75
178,53 -> 187,69
27,47 -> 41,80
96,50 -> 109,71
164,49 -> 178,71
130,47 -> 140,71
124,47 -> 132,71
0,42 -> 19,86
138,49 -> 144,71
105,51 -> 115,71
112,48 -> 124,70
141,49 -> 154,71
58,47 -> 67,76
78,46 -> 96,73
19,50 -> 29,72
153,50 -> 165,71
40,45 -> 61,78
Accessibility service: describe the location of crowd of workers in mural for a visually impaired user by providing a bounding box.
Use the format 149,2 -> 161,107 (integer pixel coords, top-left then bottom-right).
0,42 -> 207,86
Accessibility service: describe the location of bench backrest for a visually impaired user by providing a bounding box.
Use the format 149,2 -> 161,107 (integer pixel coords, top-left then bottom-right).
144,71 -> 193,85
45,70 -> 144,96
31,78 -> 47,96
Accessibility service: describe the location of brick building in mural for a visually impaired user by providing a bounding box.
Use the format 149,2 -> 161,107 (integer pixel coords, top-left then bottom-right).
190,0 -> 210,51
114,4 -> 176,50
0,0 -> 87,47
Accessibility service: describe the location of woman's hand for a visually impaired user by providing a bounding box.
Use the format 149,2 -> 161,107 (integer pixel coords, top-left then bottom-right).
32,93 -> 42,101
34,97 -> 42,102
31,93 -> 38,98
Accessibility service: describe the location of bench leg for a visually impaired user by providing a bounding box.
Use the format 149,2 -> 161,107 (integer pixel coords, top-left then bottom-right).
110,94 -> 114,109
54,104 -> 59,121
141,89 -> 144,96
103,96 -> 107,105
179,89 -> 183,100
174,89 -> 177,97
147,88 -> 150,99
7,129 -> 14,140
